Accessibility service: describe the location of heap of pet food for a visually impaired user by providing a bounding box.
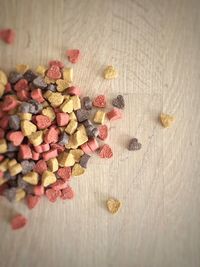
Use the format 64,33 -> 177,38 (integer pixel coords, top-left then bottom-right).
0,60 -> 124,229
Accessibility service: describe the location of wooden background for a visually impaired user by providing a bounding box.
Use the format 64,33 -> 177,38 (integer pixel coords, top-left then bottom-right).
0,0 -> 200,267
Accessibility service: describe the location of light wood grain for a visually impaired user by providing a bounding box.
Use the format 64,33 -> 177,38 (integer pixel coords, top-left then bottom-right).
0,0 -> 200,267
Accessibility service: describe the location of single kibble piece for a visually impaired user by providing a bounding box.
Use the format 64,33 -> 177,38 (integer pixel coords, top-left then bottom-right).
48,92 -> 64,107
107,108 -> 122,121
35,65 -> 47,77
28,131 -> 43,146
76,109 -> 89,122
65,120 -> 78,135
93,95 -> 106,108
106,198 -> 121,214
0,70 -> 8,85
79,154 -> 91,168
160,113 -> 175,128
11,214 -> 27,230
112,95 -> 125,109
16,64 -> 29,74
128,138 -> 142,151
66,49 -> 81,64
60,99 -> 73,113
82,96 -> 92,110
72,163 -> 85,176
103,66 -> 118,80
42,171 -> 57,187
15,188 -> 26,201
42,106 -> 55,121
71,95 -> 81,110
56,79 -> 69,92
47,158 -> 58,172
63,68 -> 73,82
99,144 -> 113,158
93,110 -> 106,124
23,171 -> 39,185
21,120 -> 37,136
69,149 -> 84,162
9,163 -> 22,176
57,152 -> 75,167
0,139 -> 7,153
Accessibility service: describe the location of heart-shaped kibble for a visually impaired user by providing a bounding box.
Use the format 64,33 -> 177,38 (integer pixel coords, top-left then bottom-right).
33,76 -> 47,90
7,131 -> 24,146
112,95 -> 125,109
66,49 -> 80,64
46,65 -> 61,80
128,138 -> 142,151
106,198 -> 121,214
93,95 -> 106,108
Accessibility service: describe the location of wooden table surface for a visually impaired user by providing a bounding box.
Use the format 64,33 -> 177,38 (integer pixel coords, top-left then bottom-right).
0,0 -> 200,267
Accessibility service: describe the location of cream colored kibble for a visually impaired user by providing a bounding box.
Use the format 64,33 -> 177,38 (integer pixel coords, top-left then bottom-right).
47,158 -> 59,172
63,68 -> 73,82
23,172 -> 39,185
0,139 -> 7,153
42,171 -> 57,187
65,120 -> 78,135
57,152 -> 75,167
60,99 -> 73,113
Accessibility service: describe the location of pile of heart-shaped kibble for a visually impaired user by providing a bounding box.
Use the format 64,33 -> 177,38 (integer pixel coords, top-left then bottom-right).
0,60 -> 125,229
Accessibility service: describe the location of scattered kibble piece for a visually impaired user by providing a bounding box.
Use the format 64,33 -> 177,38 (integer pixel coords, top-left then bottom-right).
0,29 -> 15,44
11,214 -> 27,230
112,95 -> 125,109
128,138 -> 142,151
103,65 -> 118,80
106,198 -> 121,214
93,110 -> 106,124
107,108 -> 122,121
160,113 -> 175,128
93,95 -> 106,108
98,125 -> 108,140
66,49 -> 81,64
99,144 -> 113,158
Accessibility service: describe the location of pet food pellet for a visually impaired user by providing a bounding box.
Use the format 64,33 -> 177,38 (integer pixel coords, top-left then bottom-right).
21,120 -> 37,136
23,69 -> 37,82
14,79 -> 28,91
60,186 -> 74,200
16,64 -> 29,74
45,188 -> 60,202
0,70 -> 8,85
42,171 -> 57,187
0,139 -> 7,153
98,125 -> 108,140
33,185 -> 44,196
35,115 -> 51,129
93,95 -> 106,108
69,112 -> 77,121
42,106 -> 55,121
82,96 -> 92,110
99,144 -> 113,158
21,160 -> 35,175
44,76 -> 56,84
73,129 -> 88,147
81,143 -> 92,154
8,159 -> 17,168
32,151 -> 40,161
33,159 -> 47,175
11,214 -> 27,230
66,49 -> 80,64
0,83 -> 5,98
7,131 -> 24,146
15,188 -> 26,202
69,149 -> 84,162
28,100 -> 43,114
107,108 -> 122,121
17,89 -> 29,101
103,65 -> 118,80
23,171 -> 39,185
63,67 -> 73,82
27,195 -> 40,209
65,120 -> 78,135
0,29 -> 15,44
112,95 -> 125,109
9,163 -> 22,176
86,125 -> 99,138
56,79 -> 69,92
7,142 -> 18,152
60,99 -> 73,113
160,113 -> 175,128
76,109 -> 89,122
31,88 -> 45,103
71,95 -> 81,110
2,95 -> 18,111
72,163 -> 85,176
106,198 -> 121,214
18,113 -> 32,121
67,86 -> 81,96
8,71 -> 23,84
47,158 -> 58,172
47,84 -> 56,92
28,131 -> 43,146
47,65 -> 61,80
58,132 -> 69,145
19,144 -> 32,159
33,76 -> 47,90
49,60 -> 64,69
79,154 -> 90,168
48,92 -> 64,107
35,65 -> 47,77
93,110 -> 106,124
128,138 -> 142,151
44,127 -> 59,144
57,152 -> 75,167
56,113 -> 69,126
0,159 -> 9,172
42,148 -> 58,161
57,167 -> 71,181
87,138 -> 99,152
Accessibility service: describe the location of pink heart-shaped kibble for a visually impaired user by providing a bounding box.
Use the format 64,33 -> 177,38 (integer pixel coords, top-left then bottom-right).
7,131 -> 24,146
46,65 -> 61,80
66,49 -> 80,64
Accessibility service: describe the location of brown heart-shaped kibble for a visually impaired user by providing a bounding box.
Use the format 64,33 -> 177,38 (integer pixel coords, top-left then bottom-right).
112,95 -> 125,109
128,138 -> 142,151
